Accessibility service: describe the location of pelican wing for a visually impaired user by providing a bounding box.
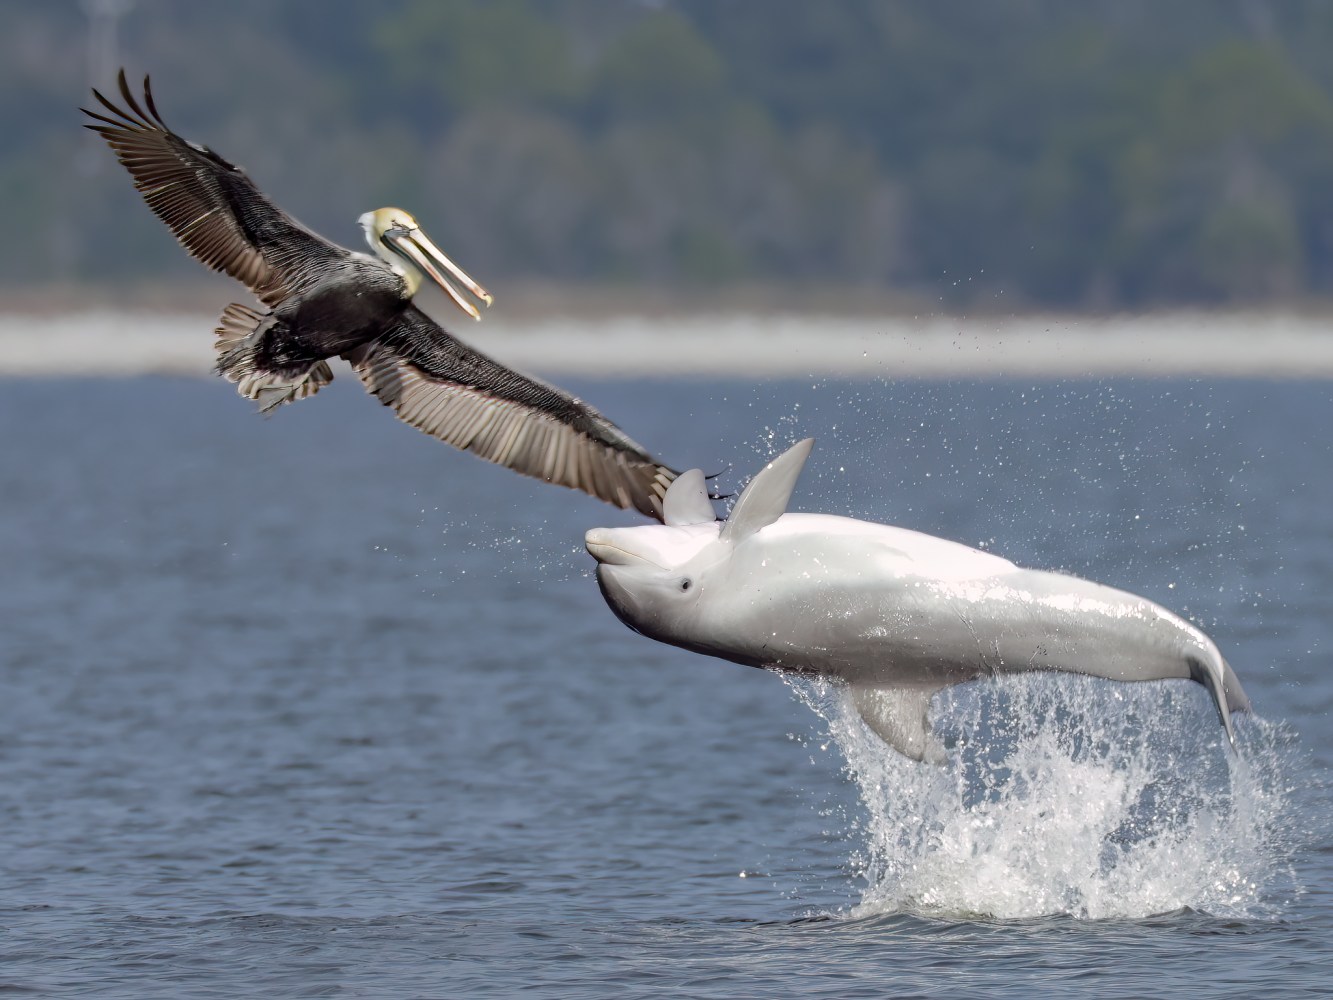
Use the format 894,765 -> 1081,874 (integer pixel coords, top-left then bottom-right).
83,71 -> 348,306
346,308 -> 677,520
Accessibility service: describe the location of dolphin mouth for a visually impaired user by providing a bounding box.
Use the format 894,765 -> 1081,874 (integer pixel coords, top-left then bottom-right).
589,541 -> 655,570
584,528 -> 668,569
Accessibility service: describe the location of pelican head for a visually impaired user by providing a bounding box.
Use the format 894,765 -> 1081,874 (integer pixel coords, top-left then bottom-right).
359,207 -> 492,319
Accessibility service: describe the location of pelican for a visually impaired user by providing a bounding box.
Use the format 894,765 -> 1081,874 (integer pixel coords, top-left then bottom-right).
83,71 -> 679,520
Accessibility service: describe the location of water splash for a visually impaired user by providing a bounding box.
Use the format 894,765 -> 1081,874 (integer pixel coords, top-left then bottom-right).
790,674 -> 1300,921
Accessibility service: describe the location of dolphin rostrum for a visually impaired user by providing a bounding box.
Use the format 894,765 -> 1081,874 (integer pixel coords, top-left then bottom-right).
585,439 -> 1250,763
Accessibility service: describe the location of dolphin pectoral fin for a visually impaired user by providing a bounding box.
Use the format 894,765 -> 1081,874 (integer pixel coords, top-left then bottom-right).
722,438 -> 815,544
851,683 -> 949,764
663,468 -> 716,526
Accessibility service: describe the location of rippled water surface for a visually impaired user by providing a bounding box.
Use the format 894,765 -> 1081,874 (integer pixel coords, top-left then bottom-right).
1,371 -> 1330,997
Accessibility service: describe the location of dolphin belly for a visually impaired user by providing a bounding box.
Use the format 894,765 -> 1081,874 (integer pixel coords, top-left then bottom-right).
739,566 -> 1248,756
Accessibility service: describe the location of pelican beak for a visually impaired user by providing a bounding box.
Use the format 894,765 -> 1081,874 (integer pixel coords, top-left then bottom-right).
387,228 -> 493,320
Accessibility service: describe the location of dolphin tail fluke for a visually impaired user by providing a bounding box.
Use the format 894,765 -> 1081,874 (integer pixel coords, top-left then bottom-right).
1188,652 -> 1251,753
851,683 -> 949,764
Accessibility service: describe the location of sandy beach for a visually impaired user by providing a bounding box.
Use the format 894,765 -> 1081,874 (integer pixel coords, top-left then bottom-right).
3,309 -> 1332,379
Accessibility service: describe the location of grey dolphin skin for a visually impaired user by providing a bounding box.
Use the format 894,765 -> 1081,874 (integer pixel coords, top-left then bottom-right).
585,439 -> 1250,763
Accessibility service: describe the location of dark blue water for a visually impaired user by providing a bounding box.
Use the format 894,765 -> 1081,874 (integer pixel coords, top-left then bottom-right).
0,373 -> 1329,997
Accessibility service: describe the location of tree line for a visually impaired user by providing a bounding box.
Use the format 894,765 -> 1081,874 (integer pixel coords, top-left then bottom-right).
7,0 -> 1333,309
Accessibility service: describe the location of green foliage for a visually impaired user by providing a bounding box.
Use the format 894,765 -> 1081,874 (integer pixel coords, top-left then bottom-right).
11,0 -> 1333,307
591,9 -> 725,125
375,0 -> 582,123
1193,196 -> 1303,301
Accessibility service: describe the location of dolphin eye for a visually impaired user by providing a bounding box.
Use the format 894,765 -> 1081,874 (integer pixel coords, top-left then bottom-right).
679,578 -> 693,592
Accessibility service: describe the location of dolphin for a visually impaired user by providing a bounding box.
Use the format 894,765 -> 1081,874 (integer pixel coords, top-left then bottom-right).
585,438 -> 1250,763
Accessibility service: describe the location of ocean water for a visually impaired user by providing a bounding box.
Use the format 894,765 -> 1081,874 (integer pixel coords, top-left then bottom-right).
0,369 -> 1329,997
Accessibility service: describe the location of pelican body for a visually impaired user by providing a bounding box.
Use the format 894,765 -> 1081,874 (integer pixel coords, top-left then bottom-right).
84,72 -> 677,519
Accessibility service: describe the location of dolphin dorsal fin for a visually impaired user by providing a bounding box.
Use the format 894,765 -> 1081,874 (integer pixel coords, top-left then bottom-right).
662,469 -> 716,526
721,438 -> 815,543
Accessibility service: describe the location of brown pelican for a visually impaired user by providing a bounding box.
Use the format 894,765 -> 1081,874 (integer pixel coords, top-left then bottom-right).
83,71 -> 679,520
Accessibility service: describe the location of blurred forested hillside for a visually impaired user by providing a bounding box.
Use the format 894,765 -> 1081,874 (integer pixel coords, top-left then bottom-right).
8,0 -> 1333,309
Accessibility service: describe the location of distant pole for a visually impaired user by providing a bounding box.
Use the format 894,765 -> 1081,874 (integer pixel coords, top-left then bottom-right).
82,0 -> 135,91
79,0 -> 134,179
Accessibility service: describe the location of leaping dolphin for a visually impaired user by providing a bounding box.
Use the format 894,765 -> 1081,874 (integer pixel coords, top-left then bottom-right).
585,439 -> 1250,762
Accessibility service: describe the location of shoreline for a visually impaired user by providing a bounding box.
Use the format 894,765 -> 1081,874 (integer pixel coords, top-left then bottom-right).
3,309 -> 1332,379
